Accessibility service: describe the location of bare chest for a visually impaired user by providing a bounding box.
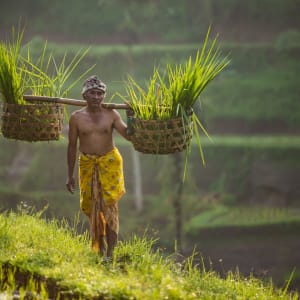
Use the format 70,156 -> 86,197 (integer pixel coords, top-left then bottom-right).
77,113 -> 113,137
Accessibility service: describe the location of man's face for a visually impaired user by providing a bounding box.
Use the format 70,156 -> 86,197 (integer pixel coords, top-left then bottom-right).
84,88 -> 105,107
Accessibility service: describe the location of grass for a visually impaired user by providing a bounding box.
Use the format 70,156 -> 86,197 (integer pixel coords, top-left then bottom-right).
0,266 -> 49,299
0,210 -> 298,299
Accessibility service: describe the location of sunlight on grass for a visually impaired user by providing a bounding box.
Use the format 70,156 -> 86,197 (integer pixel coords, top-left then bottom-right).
0,265 -> 49,300
0,210 -> 298,299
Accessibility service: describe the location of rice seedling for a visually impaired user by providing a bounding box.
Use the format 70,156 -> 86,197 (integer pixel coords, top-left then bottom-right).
21,41 -> 94,127
119,26 -> 230,120
22,42 -> 95,98
0,26 -> 94,105
0,27 -> 27,104
118,27 -> 229,171
0,26 -> 94,142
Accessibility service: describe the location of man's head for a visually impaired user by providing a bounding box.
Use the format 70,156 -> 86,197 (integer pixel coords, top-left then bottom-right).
82,75 -> 106,98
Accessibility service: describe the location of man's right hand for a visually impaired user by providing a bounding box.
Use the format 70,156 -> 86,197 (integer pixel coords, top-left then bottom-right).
66,177 -> 75,194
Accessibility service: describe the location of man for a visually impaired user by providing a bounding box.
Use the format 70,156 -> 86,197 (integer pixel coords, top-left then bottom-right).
66,75 -> 130,258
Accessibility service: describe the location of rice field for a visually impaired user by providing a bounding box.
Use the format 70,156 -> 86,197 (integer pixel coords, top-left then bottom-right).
186,205 -> 300,231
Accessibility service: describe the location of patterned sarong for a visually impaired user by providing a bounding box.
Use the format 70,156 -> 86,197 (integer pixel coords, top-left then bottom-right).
78,147 -> 125,252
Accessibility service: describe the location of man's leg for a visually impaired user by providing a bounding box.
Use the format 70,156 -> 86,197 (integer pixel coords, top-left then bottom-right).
99,235 -> 107,256
106,225 -> 118,258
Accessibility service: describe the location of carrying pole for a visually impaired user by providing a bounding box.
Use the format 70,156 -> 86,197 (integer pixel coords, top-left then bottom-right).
23,95 -> 130,110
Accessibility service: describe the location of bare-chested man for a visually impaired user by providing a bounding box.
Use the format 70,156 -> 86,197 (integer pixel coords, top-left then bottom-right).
66,75 -> 130,258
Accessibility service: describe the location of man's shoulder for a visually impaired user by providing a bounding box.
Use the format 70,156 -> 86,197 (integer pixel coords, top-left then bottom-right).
105,108 -> 120,117
69,108 -> 87,122
71,108 -> 87,117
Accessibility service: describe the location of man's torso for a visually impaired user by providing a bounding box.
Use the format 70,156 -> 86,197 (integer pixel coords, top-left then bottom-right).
75,108 -> 116,155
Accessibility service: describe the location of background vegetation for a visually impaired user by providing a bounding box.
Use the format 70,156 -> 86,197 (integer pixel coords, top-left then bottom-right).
1,0 -> 299,43
0,0 -> 300,297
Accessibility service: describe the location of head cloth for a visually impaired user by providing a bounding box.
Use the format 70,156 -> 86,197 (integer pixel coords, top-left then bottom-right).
82,75 -> 106,95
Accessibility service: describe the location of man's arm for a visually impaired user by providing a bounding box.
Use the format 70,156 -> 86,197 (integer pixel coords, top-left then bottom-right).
66,113 -> 78,193
113,110 -> 131,141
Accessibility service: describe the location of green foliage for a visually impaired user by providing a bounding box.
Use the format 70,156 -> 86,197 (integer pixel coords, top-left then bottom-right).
120,27 -> 230,120
23,42 -> 94,98
0,27 -> 27,104
0,27 -> 94,105
1,0 -> 299,43
117,27 -> 229,173
0,211 -> 298,299
0,265 -> 49,300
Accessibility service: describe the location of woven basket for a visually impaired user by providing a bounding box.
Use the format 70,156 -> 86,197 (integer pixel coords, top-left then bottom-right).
1,102 -> 64,142
130,114 -> 193,154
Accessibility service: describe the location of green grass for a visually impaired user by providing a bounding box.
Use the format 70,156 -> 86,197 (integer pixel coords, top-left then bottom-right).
0,211 -> 298,299
185,205 -> 300,231
0,266 -> 50,299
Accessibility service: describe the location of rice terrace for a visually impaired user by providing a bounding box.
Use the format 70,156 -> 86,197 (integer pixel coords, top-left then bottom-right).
0,1 -> 300,299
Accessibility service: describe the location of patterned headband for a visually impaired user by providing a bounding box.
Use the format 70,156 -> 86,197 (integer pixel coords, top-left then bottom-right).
82,75 -> 106,95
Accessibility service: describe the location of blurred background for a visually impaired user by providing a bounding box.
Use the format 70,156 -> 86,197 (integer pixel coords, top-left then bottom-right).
0,0 -> 300,291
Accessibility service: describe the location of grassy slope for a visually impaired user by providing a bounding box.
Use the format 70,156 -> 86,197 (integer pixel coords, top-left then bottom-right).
0,211 -> 298,300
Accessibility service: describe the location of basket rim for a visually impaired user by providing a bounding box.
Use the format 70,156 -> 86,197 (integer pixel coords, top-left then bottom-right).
2,102 -> 63,107
132,110 -> 193,121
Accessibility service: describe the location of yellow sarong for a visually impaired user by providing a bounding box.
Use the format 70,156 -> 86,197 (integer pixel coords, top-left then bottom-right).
78,147 -> 125,252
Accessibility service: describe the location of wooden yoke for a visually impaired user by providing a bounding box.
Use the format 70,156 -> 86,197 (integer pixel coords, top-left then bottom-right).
23,95 -> 130,110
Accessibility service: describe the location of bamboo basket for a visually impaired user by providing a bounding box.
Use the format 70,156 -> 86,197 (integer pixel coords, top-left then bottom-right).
129,113 -> 193,154
1,102 -> 64,142
0,94 -> 194,152
0,95 -> 128,142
